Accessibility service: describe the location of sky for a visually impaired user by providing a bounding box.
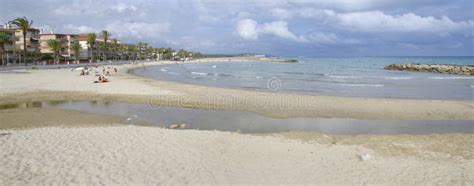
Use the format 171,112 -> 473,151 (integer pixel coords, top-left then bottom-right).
1,0 -> 473,57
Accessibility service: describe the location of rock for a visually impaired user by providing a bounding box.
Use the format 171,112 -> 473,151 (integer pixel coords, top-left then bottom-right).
179,123 -> 187,129
384,63 -> 473,75
168,124 -> 179,129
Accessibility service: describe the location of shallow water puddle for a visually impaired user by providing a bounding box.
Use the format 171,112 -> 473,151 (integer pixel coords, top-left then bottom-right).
1,101 -> 473,134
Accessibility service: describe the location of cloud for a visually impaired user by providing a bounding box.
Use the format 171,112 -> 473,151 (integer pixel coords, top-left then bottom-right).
270,8 -> 293,19
236,19 -> 259,40
236,19 -> 305,42
304,32 -> 360,44
62,24 -> 97,33
335,11 -> 473,34
111,3 -> 138,13
105,21 -> 170,40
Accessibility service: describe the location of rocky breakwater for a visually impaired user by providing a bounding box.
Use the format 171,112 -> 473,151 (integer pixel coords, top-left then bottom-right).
384,64 -> 474,75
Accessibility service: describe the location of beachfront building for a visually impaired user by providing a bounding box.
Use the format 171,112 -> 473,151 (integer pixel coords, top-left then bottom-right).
1,23 -> 40,64
0,28 -> 18,65
40,34 -> 79,61
12,27 -> 40,53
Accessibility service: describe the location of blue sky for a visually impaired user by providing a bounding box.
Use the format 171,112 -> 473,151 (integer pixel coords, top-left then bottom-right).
1,0 -> 473,57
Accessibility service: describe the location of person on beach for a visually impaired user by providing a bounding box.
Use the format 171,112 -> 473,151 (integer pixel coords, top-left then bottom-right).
94,75 -> 109,83
114,67 -> 117,74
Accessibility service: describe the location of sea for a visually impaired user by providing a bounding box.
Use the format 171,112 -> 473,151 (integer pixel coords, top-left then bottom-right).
134,57 -> 474,100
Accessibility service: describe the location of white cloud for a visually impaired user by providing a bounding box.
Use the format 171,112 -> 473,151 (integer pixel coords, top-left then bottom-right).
62,24 -> 97,34
236,19 -> 305,42
111,3 -> 137,13
236,19 -> 259,40
105,21 -> 170,39
260,21 -> 304,42
336,11 -> 472,34
270,8 -> 293,19
304,32 -> 360,44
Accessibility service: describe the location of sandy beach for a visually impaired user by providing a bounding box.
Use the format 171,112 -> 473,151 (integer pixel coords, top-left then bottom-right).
1,125 -> 472,185
0,58 -> 473,184
0,59 -> 472,120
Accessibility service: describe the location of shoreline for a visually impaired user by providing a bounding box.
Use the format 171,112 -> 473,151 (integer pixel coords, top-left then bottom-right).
0,57 -> 473,120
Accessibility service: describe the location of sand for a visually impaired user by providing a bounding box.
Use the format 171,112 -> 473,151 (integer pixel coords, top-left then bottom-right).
0,58 -> 473,184
0,59 -> 472,120
1,125 -> 472,185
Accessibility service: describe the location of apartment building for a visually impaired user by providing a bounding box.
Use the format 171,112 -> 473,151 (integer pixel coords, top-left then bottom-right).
40,33 -> 79,58
12,27 -> 41,53
0,28 -> 18,65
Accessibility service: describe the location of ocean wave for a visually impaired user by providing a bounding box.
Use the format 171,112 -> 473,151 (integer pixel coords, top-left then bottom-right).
428,76 -> 474,80
217,73 -> 233,77
328,75 -> 360,79
167,72 -> 181,75
341,83 -> 384,87
283,71 -> 305,75
255,76 -> 263,79
385,76 -> 413,80
471,85 -> 474,88
191,71 -> 209,76
160,68 -> 167,72
305,72 -> 327,76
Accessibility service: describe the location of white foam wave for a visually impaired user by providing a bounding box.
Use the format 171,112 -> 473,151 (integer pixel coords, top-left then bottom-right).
160,68 -> 167,72
385,77 -> 412,80
255,76 -> 263,79
191,72 -> 208,76
167,72 -> 181,75
328,75 -> 360,79
470,85 -> 474,88
341,84 -> 384,87
428,76 -> 474,80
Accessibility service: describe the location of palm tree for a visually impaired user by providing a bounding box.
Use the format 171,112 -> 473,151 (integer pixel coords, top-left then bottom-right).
129,45 -> 139,60
120,45 -> 127,60
112,39 -> 118,60
9,17 -> 33,65
136,42 -> 144,60
71,41 -> 81,64
47,39 -> 61,65
101,30 -> 110,60
98,42 -> 107,61
86,33 -> 96,63
0,32 -> 8,66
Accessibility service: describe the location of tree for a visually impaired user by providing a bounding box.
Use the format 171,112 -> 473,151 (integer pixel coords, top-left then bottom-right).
86,33 -> 96,63
0,32 -> 8,66
98,42 -> 107,61
101,30 -> 110,60
177,49 -> 189,58
9,16 -> 33,65
129,45 -> 139,60
112,39 -> 118,60
47,39 -> 62,65
71,41 -> 81,64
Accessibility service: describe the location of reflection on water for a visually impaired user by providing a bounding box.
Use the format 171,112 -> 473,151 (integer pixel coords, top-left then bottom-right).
1,101 -> 473,134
